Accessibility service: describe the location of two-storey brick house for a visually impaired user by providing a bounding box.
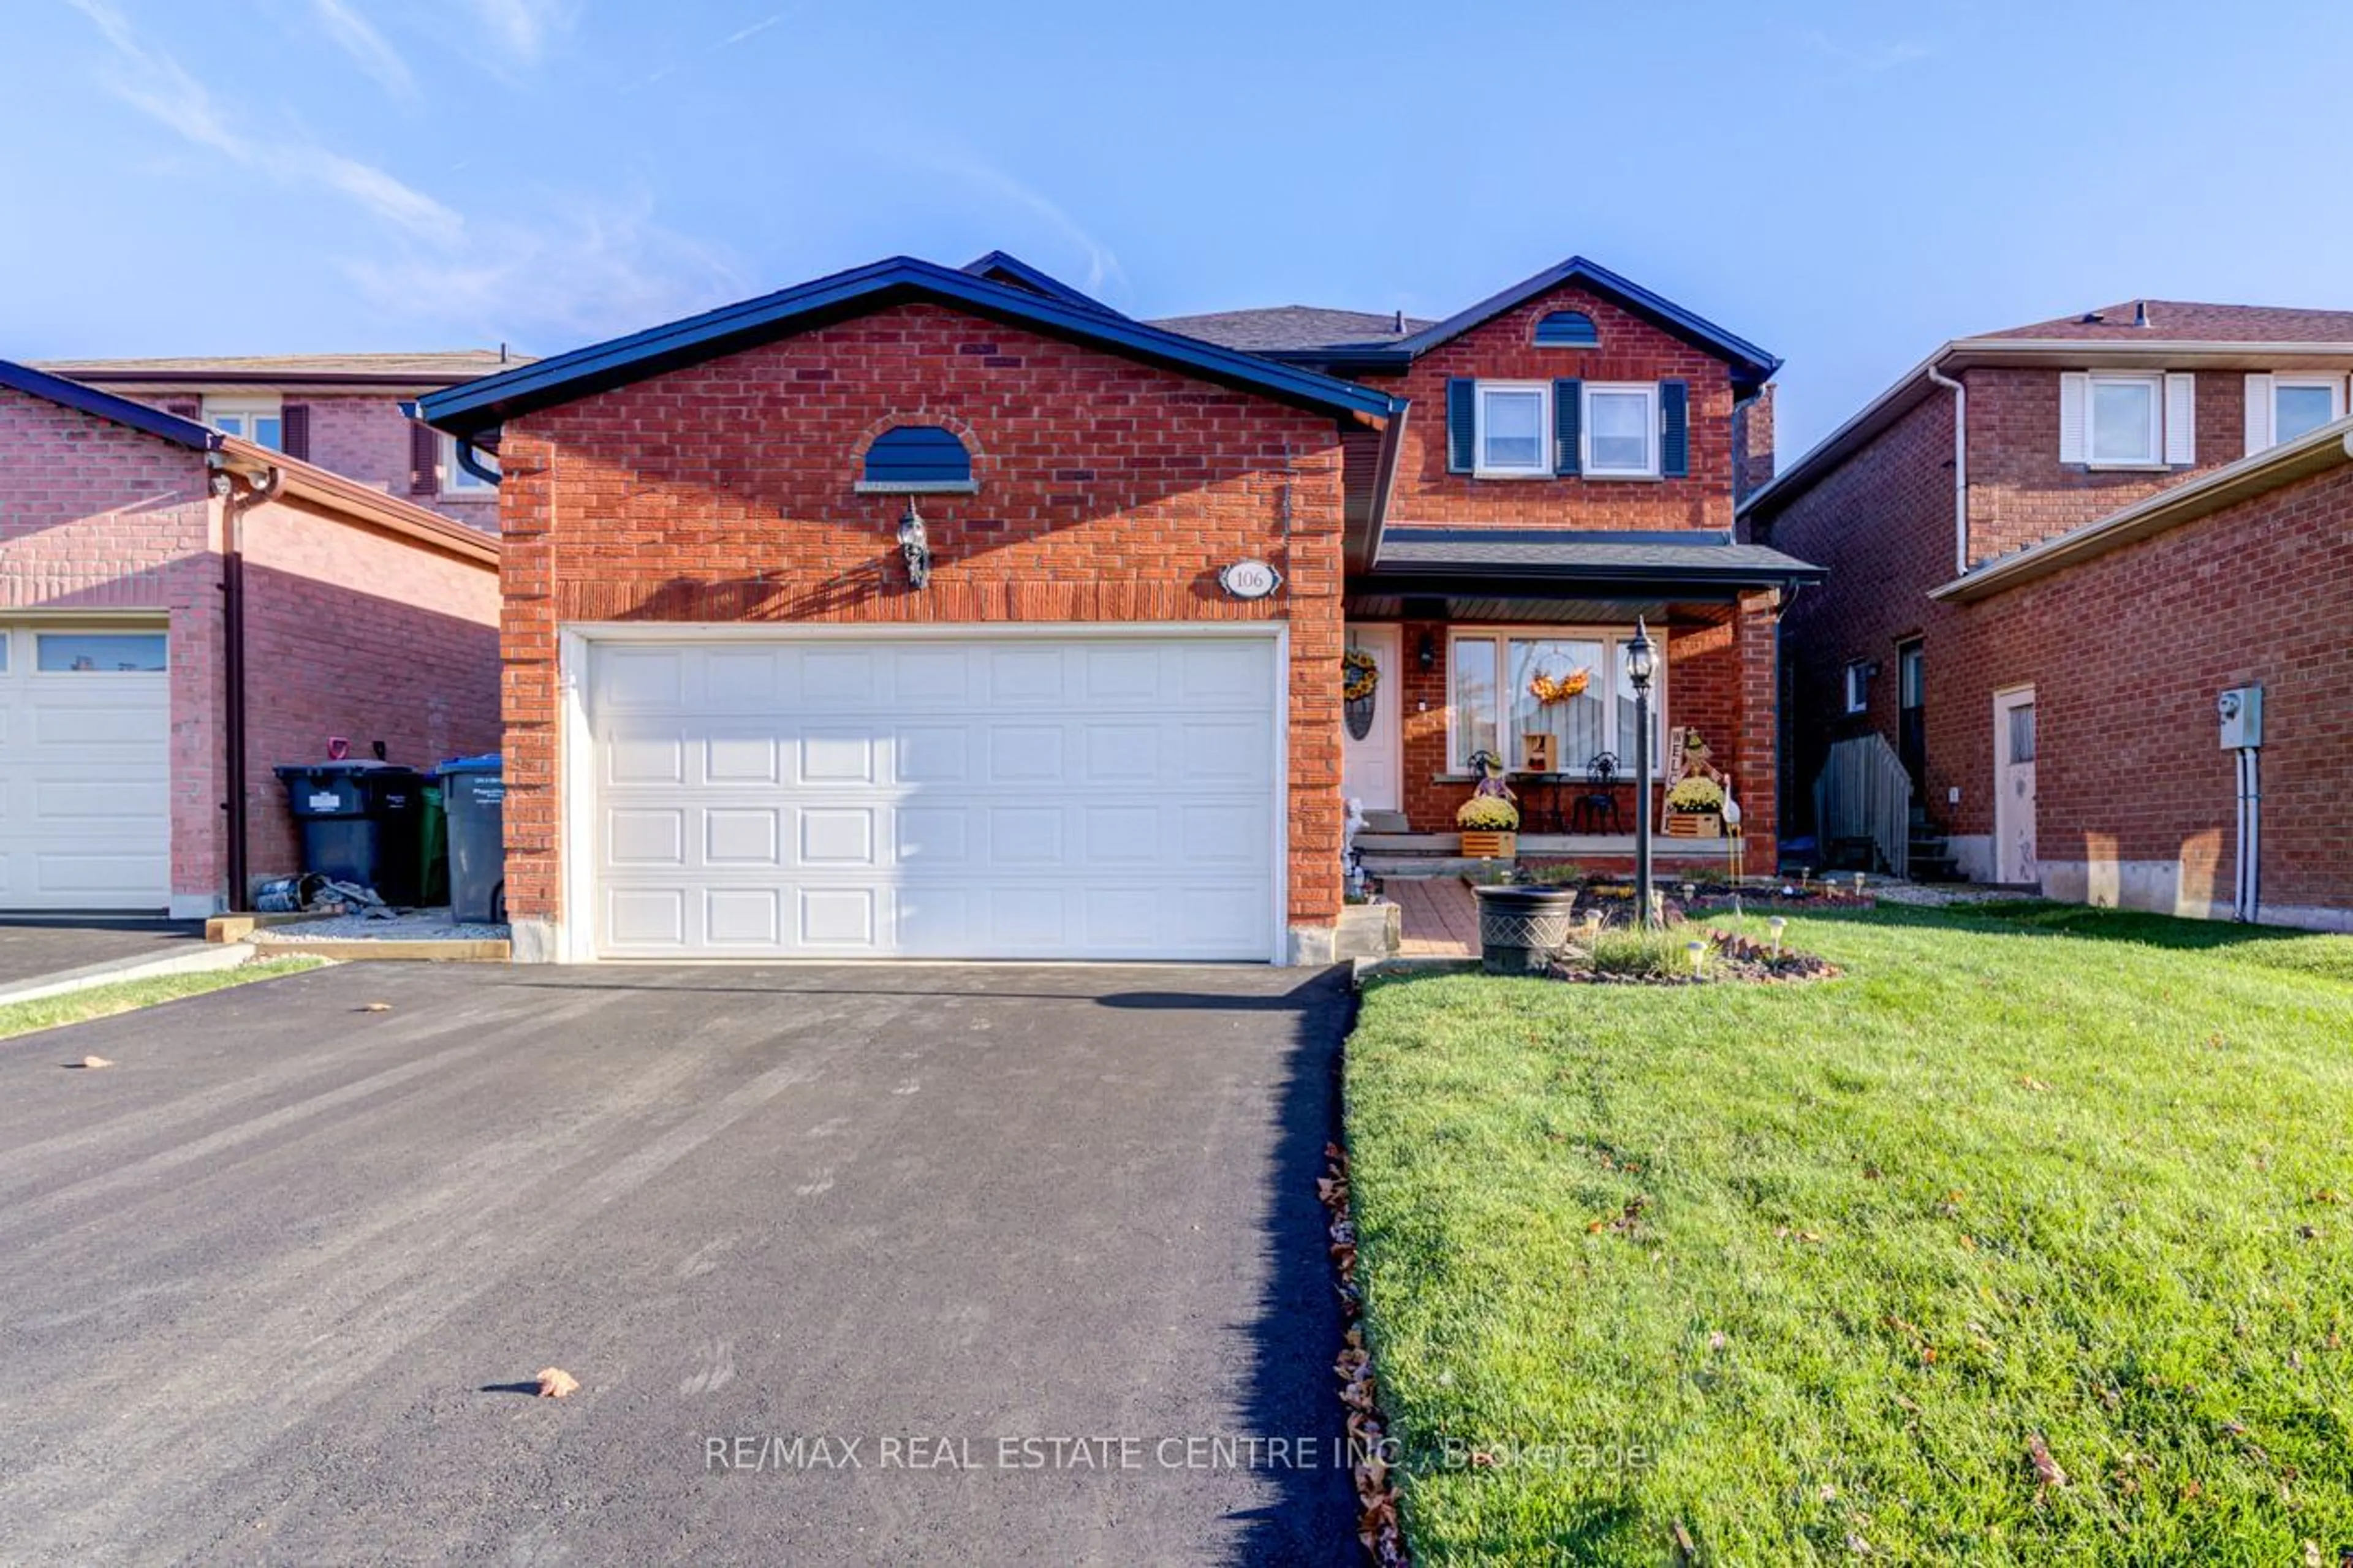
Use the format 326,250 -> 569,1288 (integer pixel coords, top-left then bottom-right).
418,251 -> 1819,964
37,350 -> 529,533
1748,300 -> 2353,930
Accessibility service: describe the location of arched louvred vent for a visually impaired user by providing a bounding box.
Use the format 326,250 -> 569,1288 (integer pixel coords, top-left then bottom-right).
860,425 -> 974,490
1534,310 -> 1599,347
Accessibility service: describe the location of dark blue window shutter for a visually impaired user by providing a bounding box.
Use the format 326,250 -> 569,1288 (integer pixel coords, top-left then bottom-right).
1446,379 -> 1476,473
1660,381 -> 1689,477
1553,379 -> 1582,476
863,425 -> 972,485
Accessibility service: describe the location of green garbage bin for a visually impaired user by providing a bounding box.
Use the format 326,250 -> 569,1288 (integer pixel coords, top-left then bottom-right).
419,783 -> 449,907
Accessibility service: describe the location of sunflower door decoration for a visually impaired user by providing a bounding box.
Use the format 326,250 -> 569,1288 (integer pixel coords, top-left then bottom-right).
1342,646 -> 1381,741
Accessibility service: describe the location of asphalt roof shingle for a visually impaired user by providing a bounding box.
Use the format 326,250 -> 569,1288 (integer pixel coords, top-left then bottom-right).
35,350 -> 527,381
1980,300 -> 2353,343
1146,306 -> 1434,354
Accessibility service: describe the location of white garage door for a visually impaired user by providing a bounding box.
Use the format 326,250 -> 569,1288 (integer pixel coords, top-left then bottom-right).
585,632 -> 1283,960
0,623 -> 172,911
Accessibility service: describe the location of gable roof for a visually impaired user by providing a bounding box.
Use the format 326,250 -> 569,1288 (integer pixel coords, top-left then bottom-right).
958,252 -> 1124,318
0,357 -> 219,448
36,350 -> 523,386
417,255 -> 1400,437
1980,299 -> 2353,343
1151,306 -> 1436,355
1374,257 -> 1780,393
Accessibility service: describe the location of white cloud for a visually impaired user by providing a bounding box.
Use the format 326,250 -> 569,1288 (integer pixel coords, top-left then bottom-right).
914,151 -> 1126,295
298,150 -> 465,246
1802,29 -> 1933,73
466,0 -> 577,65
346,196 -> 747,343
309,0 -> 417,101
69,0 -> 459,245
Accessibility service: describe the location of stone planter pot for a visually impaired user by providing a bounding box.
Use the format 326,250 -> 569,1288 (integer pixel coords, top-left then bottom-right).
1472,884 -> 1580,975
1460,830 -> 1517,859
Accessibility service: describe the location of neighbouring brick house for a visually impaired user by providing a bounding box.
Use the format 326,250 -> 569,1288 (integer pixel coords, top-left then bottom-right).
37,350 -> 529,533
1747,300 -> 2353,931
0,360 -> 501,915
419,251 -> 1817,964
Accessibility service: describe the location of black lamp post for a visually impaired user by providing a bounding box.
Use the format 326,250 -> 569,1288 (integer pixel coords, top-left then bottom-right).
1626,617 -> 1657,928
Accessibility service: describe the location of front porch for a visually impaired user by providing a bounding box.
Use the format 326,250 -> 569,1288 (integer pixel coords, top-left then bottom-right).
1342,533 -> 1813,844
1354,831 -> 1752,879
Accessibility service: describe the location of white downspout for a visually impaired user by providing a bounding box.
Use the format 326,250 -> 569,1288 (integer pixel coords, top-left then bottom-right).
1927,360 -> 1967,573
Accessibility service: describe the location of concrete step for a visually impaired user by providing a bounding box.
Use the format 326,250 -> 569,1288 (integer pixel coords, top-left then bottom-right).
1358,809 -> 1410,835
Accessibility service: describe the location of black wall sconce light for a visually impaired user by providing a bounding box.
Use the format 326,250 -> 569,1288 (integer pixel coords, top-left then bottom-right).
1417,632 -> 1436,673
897,501 -> 932,589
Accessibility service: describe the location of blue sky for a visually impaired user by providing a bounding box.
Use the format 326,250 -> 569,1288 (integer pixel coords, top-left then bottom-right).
9,0 -> 2351,456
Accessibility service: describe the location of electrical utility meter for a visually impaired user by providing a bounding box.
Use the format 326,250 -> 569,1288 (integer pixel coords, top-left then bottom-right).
2217,686 -> 2264,749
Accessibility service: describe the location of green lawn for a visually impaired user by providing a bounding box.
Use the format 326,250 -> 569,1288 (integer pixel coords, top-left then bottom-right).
0,957 -> 325,1043
1346,902 -> 2353,1564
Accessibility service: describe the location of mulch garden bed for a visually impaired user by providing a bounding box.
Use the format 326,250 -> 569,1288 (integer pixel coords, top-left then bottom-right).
1544,926 -> 1842,985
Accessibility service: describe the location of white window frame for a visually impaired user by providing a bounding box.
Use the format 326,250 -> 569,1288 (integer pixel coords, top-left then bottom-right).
2083,371 -> 2164,469
1445,626 -> 1668,777
1844,661 -> 1870,715
1583,381 -> 1662,479
441,432 -> 499,493
202,395 -> 284,450
2270,374 -> 2345,447
1472,381 -> 1553,479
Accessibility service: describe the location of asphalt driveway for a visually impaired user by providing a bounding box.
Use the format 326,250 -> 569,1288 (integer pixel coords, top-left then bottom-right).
0,917 -> 205,991
0,961 -> 1357,1566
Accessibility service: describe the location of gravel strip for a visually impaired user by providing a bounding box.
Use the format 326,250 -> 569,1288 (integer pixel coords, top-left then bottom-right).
253,907 -> 510,943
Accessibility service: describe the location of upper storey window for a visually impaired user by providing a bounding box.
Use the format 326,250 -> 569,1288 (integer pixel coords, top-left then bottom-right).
2059,371 -> 2194,468
2244,373 -> 2347,452
1447,377 -> 1688,480
1474,382 -> 1551,477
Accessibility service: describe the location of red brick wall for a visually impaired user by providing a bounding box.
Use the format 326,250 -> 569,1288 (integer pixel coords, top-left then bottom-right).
1965,367 -> 2251,566
1936,464 -> 2353,916
1771,381 -> 2352,918
0,386 -> 224,901
238,496 -> 502,882
1734,383 -> 1776,507
1366,282 -> 1741,529
1769,393 -> 1959,834
496,301 -> 1349,938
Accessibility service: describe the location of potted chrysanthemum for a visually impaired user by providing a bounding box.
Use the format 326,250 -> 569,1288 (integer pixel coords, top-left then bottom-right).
1664,775 -> 1726,838
1457,793 -> 1520,860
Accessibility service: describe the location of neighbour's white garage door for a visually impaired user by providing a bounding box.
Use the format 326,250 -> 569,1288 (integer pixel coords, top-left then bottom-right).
586,633 -> 1283,960
0,623 -> 172,911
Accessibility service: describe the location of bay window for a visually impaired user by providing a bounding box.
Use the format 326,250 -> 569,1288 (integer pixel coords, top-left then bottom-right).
1450,628 -> 1665,775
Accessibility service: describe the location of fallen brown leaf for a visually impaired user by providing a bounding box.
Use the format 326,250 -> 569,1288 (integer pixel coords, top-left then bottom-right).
1670,1518 -> 1698,1561
2026,1433 -> 2066,1490
358,1002 -> 392,1013
78,1055 -> 115,1070
535,1366 -> 579,1399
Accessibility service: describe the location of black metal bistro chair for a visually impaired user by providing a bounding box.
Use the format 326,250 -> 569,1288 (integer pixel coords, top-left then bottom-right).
1572,752 -> 1623,833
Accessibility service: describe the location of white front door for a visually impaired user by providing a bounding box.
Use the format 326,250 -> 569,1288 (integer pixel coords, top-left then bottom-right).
0,621 -> 172,911
1994,687 -> 2037,885
1340,625 -> 1400,813
581,629 -> 1284,960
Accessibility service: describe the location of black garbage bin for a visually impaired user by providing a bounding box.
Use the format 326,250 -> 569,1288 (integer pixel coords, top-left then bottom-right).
275,762 -> 425,906
437,754 -> 506,923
